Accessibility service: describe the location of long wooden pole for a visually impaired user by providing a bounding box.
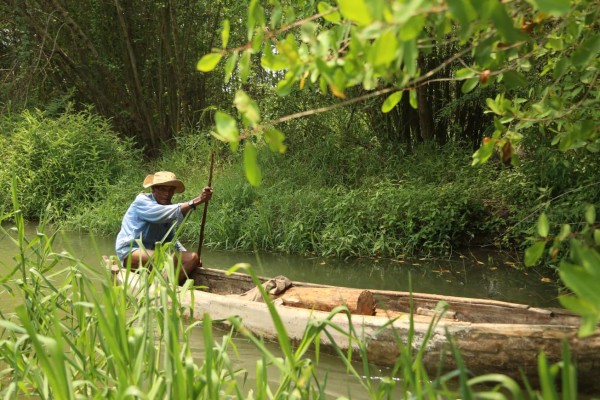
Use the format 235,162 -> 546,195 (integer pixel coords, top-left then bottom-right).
197,150 -> 215,258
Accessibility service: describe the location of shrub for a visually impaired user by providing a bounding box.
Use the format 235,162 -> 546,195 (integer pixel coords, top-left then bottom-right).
0,108 -> 140,219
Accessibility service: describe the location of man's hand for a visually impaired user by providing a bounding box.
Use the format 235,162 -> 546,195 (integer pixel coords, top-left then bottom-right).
197,186 -> 213,204
185,187 -> 213,212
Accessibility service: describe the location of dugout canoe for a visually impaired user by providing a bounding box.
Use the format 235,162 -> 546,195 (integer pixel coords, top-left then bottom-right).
107,262 -> 600,390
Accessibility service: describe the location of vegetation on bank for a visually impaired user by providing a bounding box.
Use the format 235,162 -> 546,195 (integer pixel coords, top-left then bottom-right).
0,108 -> 598,267
0,108 -> 140,219
1,0 -> 598,268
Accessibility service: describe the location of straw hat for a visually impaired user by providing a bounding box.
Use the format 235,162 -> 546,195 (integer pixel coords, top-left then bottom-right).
142,171 -> 185,193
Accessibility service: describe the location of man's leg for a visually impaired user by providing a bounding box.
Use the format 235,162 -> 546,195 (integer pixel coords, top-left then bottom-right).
126,249 -> 200,285
177,251 -> 200,284
126,248 -> 154,270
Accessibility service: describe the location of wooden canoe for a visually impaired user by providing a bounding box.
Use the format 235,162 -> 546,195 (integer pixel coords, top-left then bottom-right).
107,262 -> 600,391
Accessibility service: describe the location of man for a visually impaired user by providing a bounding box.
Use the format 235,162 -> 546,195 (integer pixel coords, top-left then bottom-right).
115,171 -> 213,284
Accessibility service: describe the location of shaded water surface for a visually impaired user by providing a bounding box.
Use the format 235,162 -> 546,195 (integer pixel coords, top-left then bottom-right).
0,223 -> 562,398
1,224 -> 561,308
204,249 -> 560,308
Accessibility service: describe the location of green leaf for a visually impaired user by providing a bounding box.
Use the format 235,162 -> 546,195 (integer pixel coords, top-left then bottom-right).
276,34 -> 300,66
372,29 -> 398,66
490,1 -> 527,44
247,0 -> 257,36
524,241 -> 546,267
212,111 -> 239,151
571,34 -> 600,68
398,15 -> 425,41
244,143 -> 262,186
264,128 -> 287,153
537,213 -> 549,238
270,2 -> 283,28
276,71 -> 296,96
319,76 -> 327,93
300,22 -> 317,43
486,97 -> 504,115
552,58 -> 568,80
472,0 -> 495,19
560,259 -> 600,305
557,224 -> 571,241
578,316 -> 600,337
333,68 -> 347,93
559,296 -> 599,337
381,91 -> 403,113
337,0 -> 372,25
473,35 -> 494,65
546,37 -> 564,51
196,53 -> 222,72
240,50 -> 251,83
559,295 -> 595,316
527,0 -> 571,17
261,53 -> 289,71
224,52 -> 238,84
234,90 -> 261,126
594,229 -> 600,246
251,0 -> 266,27
502,71 -> 527,88
471,139 -> 495,166
221,20 -> 230,48
247,0 -> 265,39
447,0 -> 477,27
455,68 -> 476,79
403,39 -> 417,76
461,77 -> 479,94
585,205 -> 596,225
318,2 -> 341,23
252,27 -> 265,52
409,88 -> 418,109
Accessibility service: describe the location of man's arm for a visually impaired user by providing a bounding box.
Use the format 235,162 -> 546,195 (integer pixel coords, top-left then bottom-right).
180,187 -> 213,214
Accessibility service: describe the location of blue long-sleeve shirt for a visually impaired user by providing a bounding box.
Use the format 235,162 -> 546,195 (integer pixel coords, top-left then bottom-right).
115,193 -> 186,262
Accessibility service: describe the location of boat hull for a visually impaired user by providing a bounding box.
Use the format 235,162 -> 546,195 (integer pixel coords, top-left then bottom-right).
110,264 -> 600,392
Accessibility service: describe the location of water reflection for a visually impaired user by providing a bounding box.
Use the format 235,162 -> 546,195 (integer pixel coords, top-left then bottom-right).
189,326 -> 396,398
0,223 -> 560,307
203,249 -> 559,307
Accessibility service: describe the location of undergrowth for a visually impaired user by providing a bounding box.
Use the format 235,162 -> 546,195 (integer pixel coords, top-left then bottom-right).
1,109 -> 599,261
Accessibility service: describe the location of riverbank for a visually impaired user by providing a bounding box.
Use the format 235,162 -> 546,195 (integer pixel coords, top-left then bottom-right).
61,142 -> 595,259
2,110 -> 599,267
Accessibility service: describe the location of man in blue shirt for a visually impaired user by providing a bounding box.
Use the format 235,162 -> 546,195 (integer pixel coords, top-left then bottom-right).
116,171 -> 213,284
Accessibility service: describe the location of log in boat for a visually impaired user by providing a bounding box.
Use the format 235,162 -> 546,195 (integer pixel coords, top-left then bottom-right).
106,261 -> 600,391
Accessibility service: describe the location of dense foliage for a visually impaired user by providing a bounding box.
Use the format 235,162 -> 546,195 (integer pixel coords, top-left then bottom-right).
0,0 -> 245,152
0,108 -> 139,219
0,105 -> 595,262
197,0 -> 599,183
1,0 -> 598,341
195,0 -> 600,333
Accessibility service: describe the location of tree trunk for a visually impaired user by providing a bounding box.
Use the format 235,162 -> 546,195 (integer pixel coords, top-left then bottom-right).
114,0 -> 157,149
276,287 -> 377,316
417,56 -> 435,142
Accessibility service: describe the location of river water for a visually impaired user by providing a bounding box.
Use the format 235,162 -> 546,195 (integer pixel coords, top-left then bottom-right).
0,223 -> 562,397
